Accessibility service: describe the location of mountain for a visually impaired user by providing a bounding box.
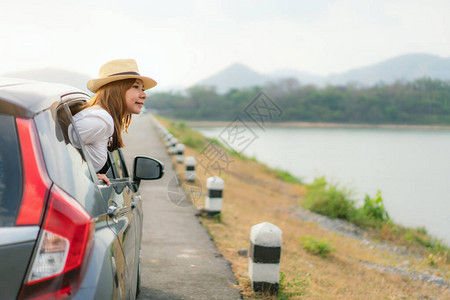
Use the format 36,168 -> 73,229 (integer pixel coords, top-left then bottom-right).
326,53 -> 450,86
197,63 -> 269,93
195,53 -> 450,92
2,68 -> 92,94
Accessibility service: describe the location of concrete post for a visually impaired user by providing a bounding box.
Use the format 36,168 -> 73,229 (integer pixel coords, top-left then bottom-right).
169,146 -> 177,155
185,156 -> 196,182
248,222 -> 282,295
161,130 -> 169,140
157,125 -> 167,137
176,143 -> 185,163
167,137 -> 178,148
164,134 -> 172,147
167,137 -> 178,155
205,176 -> 224,216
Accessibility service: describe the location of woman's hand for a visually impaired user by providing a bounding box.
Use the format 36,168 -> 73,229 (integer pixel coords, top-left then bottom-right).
97,173 -> 111,186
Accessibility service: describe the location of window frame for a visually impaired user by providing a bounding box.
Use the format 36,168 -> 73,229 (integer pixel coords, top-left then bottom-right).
56,99 -> 100,184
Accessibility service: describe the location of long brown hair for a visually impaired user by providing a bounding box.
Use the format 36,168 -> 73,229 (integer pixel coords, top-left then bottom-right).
87,78 -> 136,151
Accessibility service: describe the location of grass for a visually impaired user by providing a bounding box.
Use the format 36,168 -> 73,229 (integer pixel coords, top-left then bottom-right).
167,121 -> 207,151
278,271 -> 309,299
302,177 -> 356,221
300,236 -> 335,258
213,212 -> 223,223
271,168 -> 303,184
154,116 -> 450,299
302,176 -> 449,262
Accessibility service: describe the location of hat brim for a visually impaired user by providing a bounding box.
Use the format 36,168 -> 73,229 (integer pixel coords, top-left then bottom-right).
87,74 -> 157,93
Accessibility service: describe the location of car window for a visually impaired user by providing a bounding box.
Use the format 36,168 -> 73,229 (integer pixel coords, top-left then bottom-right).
0,114 -> 22,227
52,101 -> 127,182
34,109 -> 95,204
110,150 -> 129,179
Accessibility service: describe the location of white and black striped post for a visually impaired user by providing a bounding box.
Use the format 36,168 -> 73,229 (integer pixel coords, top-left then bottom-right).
168,137 -> 178,155
176,143 -> 185,163
185,156 -> 196,182
163,133 -> 172,146
248,222 -> 282,295
169,147 -> 178,156
167,136 -> 177,148
161,130 -> 170,141
205,176 -> 224,216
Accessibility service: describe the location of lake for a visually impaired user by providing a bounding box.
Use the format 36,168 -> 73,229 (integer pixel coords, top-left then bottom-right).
193,125 -> 450,245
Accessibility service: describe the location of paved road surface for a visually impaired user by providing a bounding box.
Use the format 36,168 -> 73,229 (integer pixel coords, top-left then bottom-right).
122,114 -> 242,300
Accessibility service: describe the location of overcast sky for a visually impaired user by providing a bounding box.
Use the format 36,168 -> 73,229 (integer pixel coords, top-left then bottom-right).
1,0 -> 449,89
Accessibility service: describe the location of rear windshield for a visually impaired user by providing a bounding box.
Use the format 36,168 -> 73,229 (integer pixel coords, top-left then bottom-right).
0,114 -> 22,227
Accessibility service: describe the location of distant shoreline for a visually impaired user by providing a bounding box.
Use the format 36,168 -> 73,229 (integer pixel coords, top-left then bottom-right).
185,120 -> 450,130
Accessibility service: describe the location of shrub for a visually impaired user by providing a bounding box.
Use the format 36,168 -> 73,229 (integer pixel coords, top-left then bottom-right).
303,177 -> 356,221
361,190 -> 389,221
182,135 -> 204,150
300,236 -> 335,258
303,178 -> 395,229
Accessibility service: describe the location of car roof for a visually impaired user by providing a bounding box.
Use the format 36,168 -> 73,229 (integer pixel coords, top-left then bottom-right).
0,77 -> 90,118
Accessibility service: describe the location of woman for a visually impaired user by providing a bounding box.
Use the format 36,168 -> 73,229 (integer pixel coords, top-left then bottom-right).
69,58 -> 157,185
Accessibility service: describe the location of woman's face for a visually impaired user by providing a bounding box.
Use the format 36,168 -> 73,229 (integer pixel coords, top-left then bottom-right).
125,79 -> 147,115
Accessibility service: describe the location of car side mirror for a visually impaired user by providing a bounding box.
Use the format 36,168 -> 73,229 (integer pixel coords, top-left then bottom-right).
132,156 -> 164,189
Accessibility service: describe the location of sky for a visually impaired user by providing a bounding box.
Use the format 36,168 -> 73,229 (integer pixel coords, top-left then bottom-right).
1,0 -> 450,90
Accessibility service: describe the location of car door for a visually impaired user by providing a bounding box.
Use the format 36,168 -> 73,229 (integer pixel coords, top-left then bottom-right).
107,149 -> 141,299
99,149 -> 138,299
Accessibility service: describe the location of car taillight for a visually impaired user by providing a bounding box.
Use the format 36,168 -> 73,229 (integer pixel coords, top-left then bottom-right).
15,118 -> 51,225
19,185 -> 94,299
15,117 -> 94,299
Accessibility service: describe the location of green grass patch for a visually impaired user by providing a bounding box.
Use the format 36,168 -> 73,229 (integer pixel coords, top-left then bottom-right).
361,190 -> 389,221
272,168 -> 303,184
212,212 -> 223,223
303,177 -> 391,228
300,236 -> 335,258
382,221 -> 449,263
302,177 -> 357,221
167,121 -> 207,151
278,271 -> 309,299
302,176 -> 449,262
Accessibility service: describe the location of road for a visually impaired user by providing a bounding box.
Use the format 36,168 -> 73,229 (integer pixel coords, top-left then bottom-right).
122,113 -> 242,300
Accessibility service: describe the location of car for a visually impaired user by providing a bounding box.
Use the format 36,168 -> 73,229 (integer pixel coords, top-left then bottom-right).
0,77 -> 164,299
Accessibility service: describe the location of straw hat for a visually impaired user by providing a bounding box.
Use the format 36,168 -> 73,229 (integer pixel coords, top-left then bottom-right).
87,59 -> 157,93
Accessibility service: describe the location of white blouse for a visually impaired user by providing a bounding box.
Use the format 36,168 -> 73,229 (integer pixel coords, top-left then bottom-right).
68,105 -> 114,172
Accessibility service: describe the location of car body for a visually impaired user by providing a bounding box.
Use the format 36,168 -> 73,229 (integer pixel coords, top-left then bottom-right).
0,78 -> 163,299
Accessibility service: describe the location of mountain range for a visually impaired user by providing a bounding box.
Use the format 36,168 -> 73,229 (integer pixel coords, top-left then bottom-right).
199,53 -> 450,92
2,53 -> 450,93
